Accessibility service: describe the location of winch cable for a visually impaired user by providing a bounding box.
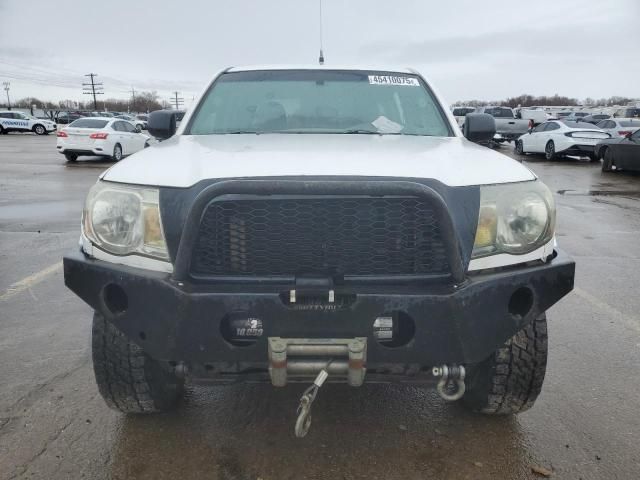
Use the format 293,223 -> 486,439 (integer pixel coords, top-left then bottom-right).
294,358 -> 333,438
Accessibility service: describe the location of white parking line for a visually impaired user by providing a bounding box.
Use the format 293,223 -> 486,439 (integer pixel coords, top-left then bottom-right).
573,287 -> 640,334
0,262 -> 62,302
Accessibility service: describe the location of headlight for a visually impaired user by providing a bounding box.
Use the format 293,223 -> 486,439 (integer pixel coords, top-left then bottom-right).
82,181 -> 169,260
472,181 -> 555,258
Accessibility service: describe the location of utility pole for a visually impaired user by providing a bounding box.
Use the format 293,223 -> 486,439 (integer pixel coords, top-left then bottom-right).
82,73 -> 104,110
2,82 -> 11,110
171,91 -> 184,110
130,86 -> 136,113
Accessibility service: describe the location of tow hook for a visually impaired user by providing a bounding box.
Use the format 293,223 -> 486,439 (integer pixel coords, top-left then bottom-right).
295,363 -> 331,438
432,365 -> 466,401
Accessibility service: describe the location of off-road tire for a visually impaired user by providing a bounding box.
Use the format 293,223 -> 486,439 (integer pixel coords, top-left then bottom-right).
64,153 -> 78,162
602,148 -> 614,172
462,314 -> 548,415
92,313 -> 184,414
544,141 -> 556,161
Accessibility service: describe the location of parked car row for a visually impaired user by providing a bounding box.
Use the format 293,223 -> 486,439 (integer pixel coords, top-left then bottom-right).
514,117 -> 640,174
55,111 -> 149,131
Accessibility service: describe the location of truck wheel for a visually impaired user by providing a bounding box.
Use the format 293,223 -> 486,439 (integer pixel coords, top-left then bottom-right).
462,314 -> 547,415
64,153 -> 78,162
601,148 -> 614,172
544,141 -> 556,161
92,313 -> 184,414
33,124 -> 46,135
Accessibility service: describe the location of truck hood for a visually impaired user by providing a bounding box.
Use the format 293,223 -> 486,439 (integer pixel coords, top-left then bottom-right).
102,134 -> 536,188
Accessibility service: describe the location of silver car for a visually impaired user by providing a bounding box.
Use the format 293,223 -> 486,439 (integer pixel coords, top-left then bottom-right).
596,118 -> 640,138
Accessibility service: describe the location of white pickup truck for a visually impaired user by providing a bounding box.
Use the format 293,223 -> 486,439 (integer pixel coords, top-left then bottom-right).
475,106 -> 530,142
63,65 -> 575,437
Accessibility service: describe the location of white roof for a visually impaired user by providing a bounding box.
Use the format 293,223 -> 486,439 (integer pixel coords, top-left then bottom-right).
227,64 -> 416,73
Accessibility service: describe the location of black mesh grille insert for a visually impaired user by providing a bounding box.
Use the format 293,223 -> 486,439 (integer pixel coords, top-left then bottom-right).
191,197 -> 450,277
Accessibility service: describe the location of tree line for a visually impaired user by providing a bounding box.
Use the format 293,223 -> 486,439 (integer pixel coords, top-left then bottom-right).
452,94 -> 636,108
3,91 -> 166,113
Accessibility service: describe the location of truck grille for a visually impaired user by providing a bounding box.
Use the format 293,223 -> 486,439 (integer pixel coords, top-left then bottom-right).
191,197 -> 450,278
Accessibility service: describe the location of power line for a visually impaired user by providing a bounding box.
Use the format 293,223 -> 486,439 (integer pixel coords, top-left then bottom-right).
171,91 -> 184,110
82,73 -> 104,110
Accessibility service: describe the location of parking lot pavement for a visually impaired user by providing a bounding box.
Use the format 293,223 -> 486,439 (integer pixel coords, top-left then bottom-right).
1,133 -> 640,480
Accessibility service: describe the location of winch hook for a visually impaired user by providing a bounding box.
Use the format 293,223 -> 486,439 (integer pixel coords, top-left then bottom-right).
294,361 -> 331,438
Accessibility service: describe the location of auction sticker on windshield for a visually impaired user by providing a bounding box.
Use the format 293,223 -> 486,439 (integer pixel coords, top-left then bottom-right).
368,75 -> 419,86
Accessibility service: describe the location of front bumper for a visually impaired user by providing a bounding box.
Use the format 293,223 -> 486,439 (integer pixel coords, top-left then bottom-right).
64,248 -> 575,375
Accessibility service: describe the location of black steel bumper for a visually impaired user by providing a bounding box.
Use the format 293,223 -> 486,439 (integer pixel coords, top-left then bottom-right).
64,249 -> 575,371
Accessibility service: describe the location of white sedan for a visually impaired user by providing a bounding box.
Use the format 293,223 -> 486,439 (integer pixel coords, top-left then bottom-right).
56,117 -> 150,162
595,118 -> 640,138
115,114 -> 146,132
515,120 -> 611,160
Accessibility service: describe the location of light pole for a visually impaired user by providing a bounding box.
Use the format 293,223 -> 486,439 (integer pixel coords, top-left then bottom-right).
2,82 -> 11,110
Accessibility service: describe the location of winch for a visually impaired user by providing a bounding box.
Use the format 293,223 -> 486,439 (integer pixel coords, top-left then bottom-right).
267,336 -> 367,437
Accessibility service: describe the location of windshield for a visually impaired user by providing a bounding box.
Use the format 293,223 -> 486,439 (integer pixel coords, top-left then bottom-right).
68,119 -> 109,128
188,70 -> 452,136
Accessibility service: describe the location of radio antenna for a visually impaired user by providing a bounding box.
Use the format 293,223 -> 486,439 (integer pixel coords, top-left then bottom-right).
318,0 -> 325,65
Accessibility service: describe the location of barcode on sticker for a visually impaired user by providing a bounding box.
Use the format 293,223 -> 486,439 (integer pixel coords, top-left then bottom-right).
368,75 -> 419,86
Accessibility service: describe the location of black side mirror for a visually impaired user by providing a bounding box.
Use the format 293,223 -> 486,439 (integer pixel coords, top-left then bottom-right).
148,110 -> 177,140
463,113 -> 496,143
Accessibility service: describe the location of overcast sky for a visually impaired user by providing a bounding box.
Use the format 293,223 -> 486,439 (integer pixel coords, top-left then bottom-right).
1,0 -> 638,108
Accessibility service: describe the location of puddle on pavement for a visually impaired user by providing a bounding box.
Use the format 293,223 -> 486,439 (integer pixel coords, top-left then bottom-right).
557,189 -> 640,198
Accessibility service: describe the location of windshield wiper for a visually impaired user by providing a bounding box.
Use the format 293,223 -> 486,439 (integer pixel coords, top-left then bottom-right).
341,129 -> 382,135
223,130 -> 261,134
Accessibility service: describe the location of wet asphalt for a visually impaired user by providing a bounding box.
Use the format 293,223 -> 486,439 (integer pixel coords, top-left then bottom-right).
1,133 -> 639,480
